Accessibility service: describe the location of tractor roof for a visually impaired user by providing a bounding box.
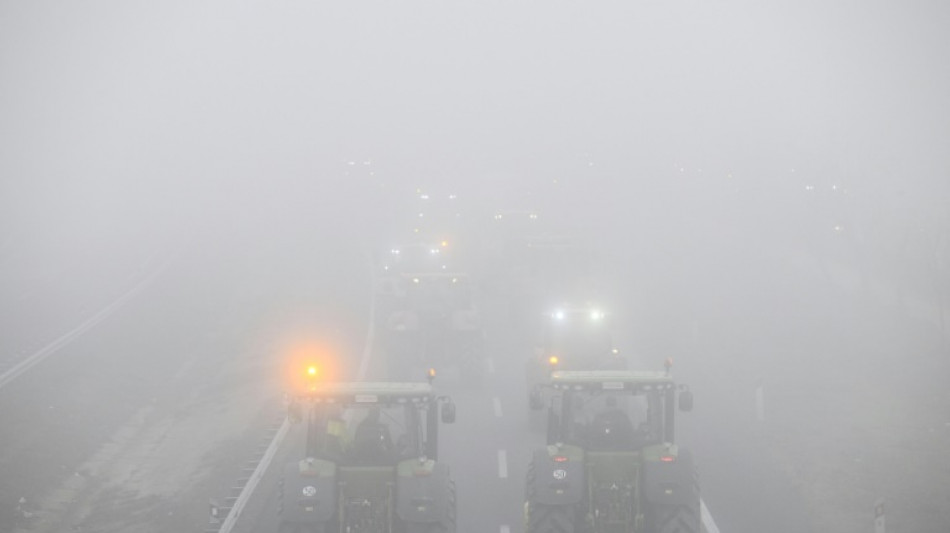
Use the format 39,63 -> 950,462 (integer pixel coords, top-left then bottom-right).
549,370 -> 676,392
303,382 -> 435,404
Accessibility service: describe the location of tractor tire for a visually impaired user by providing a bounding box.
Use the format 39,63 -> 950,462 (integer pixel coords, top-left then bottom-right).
404,479 -> 457,533
648,462 -> 700,533
652,503 -> 700,533
525,460 -> 577,533
526,503 -> 577,533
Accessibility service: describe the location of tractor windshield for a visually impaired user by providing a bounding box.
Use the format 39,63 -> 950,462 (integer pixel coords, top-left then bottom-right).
562,390 -> 662,451
308,402 -> 425,464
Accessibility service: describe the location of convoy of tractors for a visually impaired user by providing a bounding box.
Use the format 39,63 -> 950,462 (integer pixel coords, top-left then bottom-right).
276,197 -> 700,533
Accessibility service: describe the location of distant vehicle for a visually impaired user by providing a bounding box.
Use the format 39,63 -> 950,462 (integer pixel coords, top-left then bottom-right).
383,273 -> 485,382
281,376 -> 457,533
380,241 -> 452,276
526,305 -> 623,410
483,230 -> 602,332
525,369 -> 698,533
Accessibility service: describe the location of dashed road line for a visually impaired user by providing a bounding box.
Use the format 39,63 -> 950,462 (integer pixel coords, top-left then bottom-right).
701,498 -> 720,533
487,358 -> 496,373
497,449 -> 508,479
500,525 -> 510,533
492,397 -> 503,418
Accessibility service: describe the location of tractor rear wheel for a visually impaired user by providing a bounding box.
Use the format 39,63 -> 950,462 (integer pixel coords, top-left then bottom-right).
404,479 -> 457,533
526,502 -> 576,533
649,461 -> 700,533
653,503 -> 700,533
525,460 -> 577,533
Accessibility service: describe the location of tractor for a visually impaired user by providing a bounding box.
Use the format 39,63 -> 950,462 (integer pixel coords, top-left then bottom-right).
526,305 -> 624,410
524,369 -> 698,533
383,273 -> 485,382
281,377 -> 457,533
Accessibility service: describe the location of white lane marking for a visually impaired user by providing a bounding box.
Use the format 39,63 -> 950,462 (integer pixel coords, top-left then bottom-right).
217,419 -> 290,532
701,498 -> 720,533
0,253 -> 176,390
493,397 -> 503,418
487,358 -> 496,373
500,526 -> 510,533
497,449 -> 508,479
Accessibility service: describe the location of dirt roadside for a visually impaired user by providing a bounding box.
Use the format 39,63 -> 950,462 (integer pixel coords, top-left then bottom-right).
763,253 -> 950,533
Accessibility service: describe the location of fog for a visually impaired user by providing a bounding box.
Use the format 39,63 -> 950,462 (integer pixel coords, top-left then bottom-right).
1,1 -> 949,532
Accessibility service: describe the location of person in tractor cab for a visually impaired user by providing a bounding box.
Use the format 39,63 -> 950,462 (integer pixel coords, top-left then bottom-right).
587,394 -> 635,450
350,407 -> 394,463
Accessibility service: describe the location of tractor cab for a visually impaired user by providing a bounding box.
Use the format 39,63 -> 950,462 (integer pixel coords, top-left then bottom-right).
544,370 -> 690,448
524,369 -> 699,533
282,381 -> 457,532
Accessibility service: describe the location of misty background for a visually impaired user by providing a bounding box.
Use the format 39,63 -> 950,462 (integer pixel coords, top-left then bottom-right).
3,0 -> 948,360
1,1 -> 949,532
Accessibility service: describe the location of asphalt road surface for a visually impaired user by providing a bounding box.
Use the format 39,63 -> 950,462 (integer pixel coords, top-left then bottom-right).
227,245 -> 814,533
6,215 -> 945,532
0,225 -> 372,533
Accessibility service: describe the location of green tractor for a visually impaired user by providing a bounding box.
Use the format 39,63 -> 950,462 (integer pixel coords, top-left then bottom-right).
525,370 -> 698,533
281,381 -> 457,533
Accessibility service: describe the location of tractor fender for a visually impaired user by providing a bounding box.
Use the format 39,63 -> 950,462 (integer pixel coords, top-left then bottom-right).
642,447 -> 698,506
396,459 -> 453,524
280,458 -> 336,523
529,446 -> 586,506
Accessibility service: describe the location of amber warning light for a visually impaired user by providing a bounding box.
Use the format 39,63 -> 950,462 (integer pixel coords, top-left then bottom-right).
303,365 -> 321,391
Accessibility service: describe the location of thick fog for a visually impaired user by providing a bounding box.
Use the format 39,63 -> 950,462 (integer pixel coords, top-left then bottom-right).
1,1 -> 949,532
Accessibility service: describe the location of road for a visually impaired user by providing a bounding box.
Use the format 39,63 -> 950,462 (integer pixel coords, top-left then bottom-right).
4,208 -> 946,532
0,224 -> 372,532
226,242 -> 813,533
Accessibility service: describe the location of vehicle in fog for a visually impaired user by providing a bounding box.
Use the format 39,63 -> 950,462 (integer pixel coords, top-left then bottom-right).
282,377 -> 458,533
525,369 -> 698,533
382,273 -> 486,382
527,304 -> 623,410
380,241 -> 452,276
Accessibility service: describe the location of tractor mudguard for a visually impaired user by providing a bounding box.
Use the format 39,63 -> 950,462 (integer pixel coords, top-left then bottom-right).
529,447 -> 586,506
642,448 -> 698,506
281,459 -> 337,523
396,459 -> 453,523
